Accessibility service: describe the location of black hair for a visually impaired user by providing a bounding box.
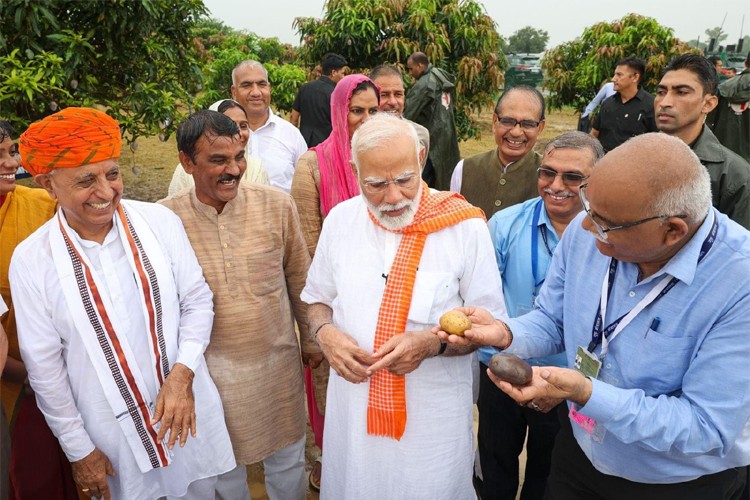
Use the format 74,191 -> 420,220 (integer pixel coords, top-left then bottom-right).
351,80 -> 381,103
707,55 -> 722,67
408,52 -> 429,66
495,85 -> 546,121
615,56 -> 646,84
321,53 -> 348,75
177,110 -> 240,163
0,121 -> 15,143
664,55 -> 718,95
216,99 -> 247,117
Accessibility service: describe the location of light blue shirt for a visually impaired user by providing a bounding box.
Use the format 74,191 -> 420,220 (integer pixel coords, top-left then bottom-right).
506,209 -> 750,483
582,82 -> 616,118
479,197 -> 566,367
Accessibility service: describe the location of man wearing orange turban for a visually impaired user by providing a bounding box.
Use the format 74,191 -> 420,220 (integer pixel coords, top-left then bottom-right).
11,107 -> 237,499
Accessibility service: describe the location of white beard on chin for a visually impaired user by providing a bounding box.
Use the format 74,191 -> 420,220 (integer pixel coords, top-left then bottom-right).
365,183 -> 422,231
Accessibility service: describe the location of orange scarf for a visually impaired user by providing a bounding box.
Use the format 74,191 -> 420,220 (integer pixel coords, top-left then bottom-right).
366,184 -> 484,440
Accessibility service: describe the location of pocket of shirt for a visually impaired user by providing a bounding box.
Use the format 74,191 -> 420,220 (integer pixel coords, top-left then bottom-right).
407,271 -> 452,325
246,246 -> 283,296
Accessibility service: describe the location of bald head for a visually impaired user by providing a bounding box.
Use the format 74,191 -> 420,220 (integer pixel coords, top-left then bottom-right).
593,133 -> 711,223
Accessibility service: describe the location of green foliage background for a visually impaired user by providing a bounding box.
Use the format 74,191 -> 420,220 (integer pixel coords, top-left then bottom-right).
294,0 -> 506,140
543,13 -> 698,112
0,0 -> 207,142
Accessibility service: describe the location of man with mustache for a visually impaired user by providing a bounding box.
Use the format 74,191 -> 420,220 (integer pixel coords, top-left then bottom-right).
10,107 -> 236,499
655,54 -> 750,229
451,86 -> 545,218
301,113 -> 505,499
369,64 -> 431,167
160,110 -> 316,499
478,132 -> 603,500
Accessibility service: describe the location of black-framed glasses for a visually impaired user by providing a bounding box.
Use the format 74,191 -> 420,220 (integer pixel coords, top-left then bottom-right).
495,114 -> 541,131
578,183 -> 687,242
361,172 -> 420,194
536,167 -> 588,187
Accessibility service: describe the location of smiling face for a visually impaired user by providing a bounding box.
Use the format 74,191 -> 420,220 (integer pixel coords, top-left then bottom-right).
231,65 -> 272,122
0,134 -> 20,196
36,159 -> 122,242
373,74 -> 406,115
538,147 -> 594,226
655,69 -> 717,143
493,91 -> 545,164
222,106 -> 250,147
180,133 -> 246,214
347,88 -> 380,139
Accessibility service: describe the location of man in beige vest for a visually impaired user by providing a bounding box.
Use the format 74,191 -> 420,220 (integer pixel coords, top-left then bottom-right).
160,110 -> 319,499
451,86 -> 545,218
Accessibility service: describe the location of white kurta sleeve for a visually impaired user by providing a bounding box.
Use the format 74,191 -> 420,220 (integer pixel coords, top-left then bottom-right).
458,218 -> 507,318
300,211 -> 337,307
10,253 -> 96,462
157,207 -> 215,372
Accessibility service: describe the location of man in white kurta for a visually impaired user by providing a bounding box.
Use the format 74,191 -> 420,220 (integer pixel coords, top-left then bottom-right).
9,108 -> 235,500
301,114 -> 505,499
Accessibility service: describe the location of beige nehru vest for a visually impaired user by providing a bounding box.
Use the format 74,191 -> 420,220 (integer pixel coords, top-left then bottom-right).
460,148 -> 542,218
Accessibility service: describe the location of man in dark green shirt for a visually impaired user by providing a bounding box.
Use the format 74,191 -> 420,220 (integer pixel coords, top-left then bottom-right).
656,54 -> 750,229
404,52 -> 461,190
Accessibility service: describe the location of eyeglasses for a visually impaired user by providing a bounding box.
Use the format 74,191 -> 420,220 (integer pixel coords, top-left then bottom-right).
578,183 -> 687,243
361,172 -> 420,194
537,167 -> 588,187
495,114 -> 541,131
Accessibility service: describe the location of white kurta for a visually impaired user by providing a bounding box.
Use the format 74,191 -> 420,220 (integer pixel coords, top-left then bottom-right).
301,195 -> 506,500
9,201 -> 235,500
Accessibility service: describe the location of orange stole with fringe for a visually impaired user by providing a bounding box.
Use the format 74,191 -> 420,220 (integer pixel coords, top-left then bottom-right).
366,185 -> 484,440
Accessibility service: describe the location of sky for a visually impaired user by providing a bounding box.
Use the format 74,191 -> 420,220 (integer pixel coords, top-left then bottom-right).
202,0 -> 749,50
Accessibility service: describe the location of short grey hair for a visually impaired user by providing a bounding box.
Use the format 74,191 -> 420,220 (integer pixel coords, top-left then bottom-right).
543,131 -> 605,165
643,135 -> 712,221
232,60 -> 268,85
351,113 -> 420,174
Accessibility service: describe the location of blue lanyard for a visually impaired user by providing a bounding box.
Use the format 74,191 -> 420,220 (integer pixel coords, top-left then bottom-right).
531,200 -> 553,298
588,213 -> 718,352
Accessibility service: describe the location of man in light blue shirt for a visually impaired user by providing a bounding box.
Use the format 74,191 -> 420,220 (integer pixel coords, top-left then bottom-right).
477,132 -> 603,500
442,133 -> 750,498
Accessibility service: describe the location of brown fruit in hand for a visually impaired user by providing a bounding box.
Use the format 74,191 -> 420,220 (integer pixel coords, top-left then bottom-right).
489,353 -> 533,386
439,310 -> 472,337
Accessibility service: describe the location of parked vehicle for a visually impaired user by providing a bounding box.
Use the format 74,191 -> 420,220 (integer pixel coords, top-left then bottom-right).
504,53 -> 544,89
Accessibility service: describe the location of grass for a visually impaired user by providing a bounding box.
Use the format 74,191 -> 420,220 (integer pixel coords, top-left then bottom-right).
19,107 -> 580,202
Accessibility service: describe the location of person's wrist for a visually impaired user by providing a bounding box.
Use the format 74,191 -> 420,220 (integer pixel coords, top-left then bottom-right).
431,333 -> 447,356
498,321 -> 513,351
311,322 -> 332,344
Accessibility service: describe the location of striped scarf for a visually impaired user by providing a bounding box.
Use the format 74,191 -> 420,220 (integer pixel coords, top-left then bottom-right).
53,202 -> 175,471
366,184 -> 484,440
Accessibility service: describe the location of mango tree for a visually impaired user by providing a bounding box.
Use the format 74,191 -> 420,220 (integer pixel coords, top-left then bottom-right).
294,0 -> 505,139
543,14 -> 697,112
0,0 -> 207,142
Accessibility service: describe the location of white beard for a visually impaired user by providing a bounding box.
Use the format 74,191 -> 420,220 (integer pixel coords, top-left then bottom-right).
364,183 -> 422,231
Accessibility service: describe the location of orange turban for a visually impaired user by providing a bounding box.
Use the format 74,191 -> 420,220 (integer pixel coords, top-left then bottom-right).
19,107 -> 122,176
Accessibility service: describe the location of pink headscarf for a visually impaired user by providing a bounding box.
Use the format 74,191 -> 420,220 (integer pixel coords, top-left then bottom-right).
313,74 -> 379,217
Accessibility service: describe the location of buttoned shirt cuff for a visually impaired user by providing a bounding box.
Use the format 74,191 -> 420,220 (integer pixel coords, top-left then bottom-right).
176,340 -> 206,372
577,377 -> 626,422
59,427 -> 96,462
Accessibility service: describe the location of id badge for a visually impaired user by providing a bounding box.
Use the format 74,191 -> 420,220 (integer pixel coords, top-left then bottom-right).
571,346 -> 606,442
574,345 -> 602,379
